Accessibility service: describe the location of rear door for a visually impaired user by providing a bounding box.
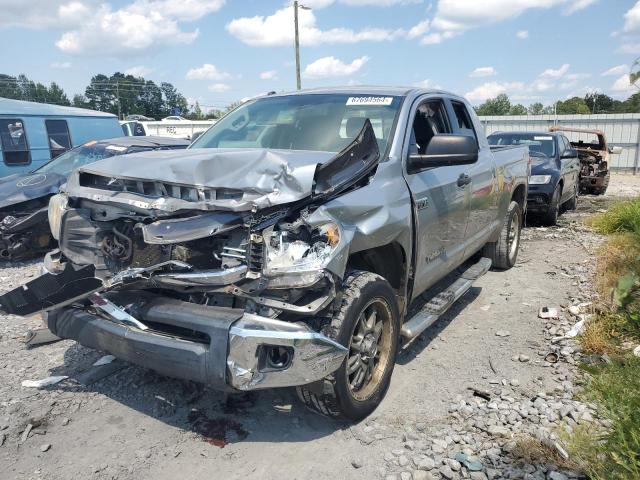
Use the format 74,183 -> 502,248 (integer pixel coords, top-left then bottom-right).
446,99 -> 498,257
403,96 -> 470,297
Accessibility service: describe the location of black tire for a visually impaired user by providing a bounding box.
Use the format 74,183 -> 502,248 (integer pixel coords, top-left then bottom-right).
564,183 -> 578,211
297,271 -> 400,421
482,200 -> 522,270
541,185 -> 561,226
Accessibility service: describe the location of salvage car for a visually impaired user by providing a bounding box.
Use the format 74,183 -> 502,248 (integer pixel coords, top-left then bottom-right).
488,131 -> 580,225
549,126 -> 621,195
0,88 -> 529,420
0,136 -> 189,260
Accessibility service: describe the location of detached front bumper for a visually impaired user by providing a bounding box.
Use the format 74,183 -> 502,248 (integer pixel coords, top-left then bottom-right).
46,295 -> 347,391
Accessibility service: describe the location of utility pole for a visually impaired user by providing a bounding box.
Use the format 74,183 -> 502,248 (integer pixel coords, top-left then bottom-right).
115,81 -> 122,120
293,1 -> 310,90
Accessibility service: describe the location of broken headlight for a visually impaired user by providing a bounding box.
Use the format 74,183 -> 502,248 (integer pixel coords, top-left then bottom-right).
48,193 -> 68,240
263,222 -> 340,288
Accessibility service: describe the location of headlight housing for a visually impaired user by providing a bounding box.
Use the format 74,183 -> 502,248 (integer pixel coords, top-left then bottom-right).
529,175 -> 552,185
263,222 -> 341,288
48,193 -> 68,240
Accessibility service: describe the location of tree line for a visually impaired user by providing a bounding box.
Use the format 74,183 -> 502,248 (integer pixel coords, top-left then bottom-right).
475,92 -> 640,116
0,72 -> 224,120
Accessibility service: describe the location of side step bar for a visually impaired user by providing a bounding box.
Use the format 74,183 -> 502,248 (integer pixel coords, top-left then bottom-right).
401,257 -> 492,340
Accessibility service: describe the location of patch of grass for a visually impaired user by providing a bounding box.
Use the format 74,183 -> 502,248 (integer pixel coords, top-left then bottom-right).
589,197 -> 640,236
594,232 -> 640,301
513,435 -> 577,471
568,357 -> 640,480
579,318 -> 618,355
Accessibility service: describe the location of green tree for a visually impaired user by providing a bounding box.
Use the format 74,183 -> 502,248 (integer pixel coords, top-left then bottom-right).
509,104 -> 527,115
528,102 -> 545,115
47,82 -> 70,106
0,74 -> 20,99
475,94 -> 511,116
160,82 -> 188,117
556,97 -> 591,115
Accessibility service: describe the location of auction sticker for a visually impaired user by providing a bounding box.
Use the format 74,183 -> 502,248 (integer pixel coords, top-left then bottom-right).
534,136 -> 553,141
346,96 -> 393,106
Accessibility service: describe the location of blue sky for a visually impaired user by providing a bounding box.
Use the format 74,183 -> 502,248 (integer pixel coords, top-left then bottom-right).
2,0 -> 640,110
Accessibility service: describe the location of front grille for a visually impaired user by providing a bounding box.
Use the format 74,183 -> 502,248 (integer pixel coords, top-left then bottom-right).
79,172 -> 243,202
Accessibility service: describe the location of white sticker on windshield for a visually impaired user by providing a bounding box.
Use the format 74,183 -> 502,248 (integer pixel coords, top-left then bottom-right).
105,145 -> 128,152
346,96 -> 393,106
534,136 -> 553,141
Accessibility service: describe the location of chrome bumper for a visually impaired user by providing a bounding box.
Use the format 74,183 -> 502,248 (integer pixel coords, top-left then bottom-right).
46,295 -> 347,391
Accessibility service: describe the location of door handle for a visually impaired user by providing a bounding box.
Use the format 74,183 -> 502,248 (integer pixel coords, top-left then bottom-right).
457,174 -> 471,187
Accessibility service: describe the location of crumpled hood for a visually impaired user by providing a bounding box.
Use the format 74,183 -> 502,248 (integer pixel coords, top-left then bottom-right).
0,172 -> 66,210
66,148 -> 336,212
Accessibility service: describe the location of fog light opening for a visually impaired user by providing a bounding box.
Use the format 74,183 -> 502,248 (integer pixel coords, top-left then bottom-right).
266,346 -> 292,370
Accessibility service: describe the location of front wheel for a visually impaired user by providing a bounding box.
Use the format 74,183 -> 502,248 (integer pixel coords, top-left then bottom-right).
542,185 -> 561,226
482,200 -> 522,270
297,271 -> 400,421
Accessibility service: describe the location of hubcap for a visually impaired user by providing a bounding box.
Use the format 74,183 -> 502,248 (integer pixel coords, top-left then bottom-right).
347,298 -> 393,401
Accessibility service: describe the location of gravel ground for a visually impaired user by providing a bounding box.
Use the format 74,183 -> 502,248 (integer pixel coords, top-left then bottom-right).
0,175 -> 638,480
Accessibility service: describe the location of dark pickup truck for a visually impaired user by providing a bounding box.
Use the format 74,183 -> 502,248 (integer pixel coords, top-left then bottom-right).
0,88 -> 529,420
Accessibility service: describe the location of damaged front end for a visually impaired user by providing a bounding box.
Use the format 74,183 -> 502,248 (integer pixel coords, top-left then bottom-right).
0,120 -> 380,391
0,198 -> 56,260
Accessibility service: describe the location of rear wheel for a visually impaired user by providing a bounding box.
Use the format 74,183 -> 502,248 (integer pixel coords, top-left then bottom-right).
297,271 -> 400,421
482,200 -> 522,270
542,185 -> 561,226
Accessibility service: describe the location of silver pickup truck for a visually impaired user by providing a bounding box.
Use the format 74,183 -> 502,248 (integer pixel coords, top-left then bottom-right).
0,88 -> 529,421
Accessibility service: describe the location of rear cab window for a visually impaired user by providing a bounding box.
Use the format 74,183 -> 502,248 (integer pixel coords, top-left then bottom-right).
45,119 -> 72,159
0,119 -> 31,165
450,100 -> 479,146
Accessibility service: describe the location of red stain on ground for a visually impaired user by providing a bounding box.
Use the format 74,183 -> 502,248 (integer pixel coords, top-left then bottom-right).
187,410 -> 248,448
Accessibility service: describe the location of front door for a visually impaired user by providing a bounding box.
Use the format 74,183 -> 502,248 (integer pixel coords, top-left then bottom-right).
403,97 -> 470,298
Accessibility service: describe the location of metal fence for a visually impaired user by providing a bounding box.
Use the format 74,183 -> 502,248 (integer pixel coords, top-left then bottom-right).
479,114 -> 640,173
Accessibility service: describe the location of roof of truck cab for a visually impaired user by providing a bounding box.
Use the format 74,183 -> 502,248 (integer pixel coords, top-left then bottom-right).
94,136 -> 191,148
0,97 -> 117,118
258,86 -> 454,99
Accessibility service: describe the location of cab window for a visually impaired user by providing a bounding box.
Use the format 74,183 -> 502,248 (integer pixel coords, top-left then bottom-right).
411,99 -> 451,154
0,119 -> 31,165
45,119 -> 72,159
451,101 -> 478,143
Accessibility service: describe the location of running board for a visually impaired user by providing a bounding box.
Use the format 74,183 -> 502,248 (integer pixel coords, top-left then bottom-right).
401,257 -> 492,340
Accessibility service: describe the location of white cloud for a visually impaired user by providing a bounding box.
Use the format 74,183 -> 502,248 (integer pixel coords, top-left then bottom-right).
125,65 -> 153,77
208,83 -> 231,92
51,0 -> 225,56
623,1 -> 640,33
303,55 -> 369,79
226,6 -> 403,47
186,63 -> 231,81
465,81 -> 525,102
50,61 -> 72,69
259,70 -> 278,80
602,65 -> 629,76
612,73 -> 635,94
540,63 -> 570,78
0,1 -> 91,29
410,0 -> 596,46
516,30 -> 529,39
304,0 -> 421,7
617,43 -> 640,55
470,67 -> 496,78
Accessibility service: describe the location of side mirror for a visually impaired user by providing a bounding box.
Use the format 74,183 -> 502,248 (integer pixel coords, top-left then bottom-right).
561,148 -> 578,159
609,146 -> 623,155
408,134 -> 478,173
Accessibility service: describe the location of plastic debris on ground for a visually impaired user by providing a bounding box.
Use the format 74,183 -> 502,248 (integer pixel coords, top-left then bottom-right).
538,306 -> 559,319
21,376 -> 68,388
92,355 -> 116,367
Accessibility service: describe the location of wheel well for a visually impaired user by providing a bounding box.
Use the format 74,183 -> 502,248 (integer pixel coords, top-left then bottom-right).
511,183 -> 526,210
347,243 -> 407,292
